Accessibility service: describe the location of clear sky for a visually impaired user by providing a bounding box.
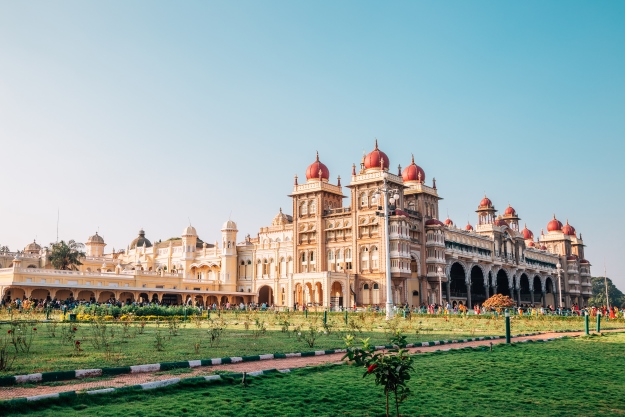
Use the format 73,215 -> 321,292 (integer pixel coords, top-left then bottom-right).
1,1 -> 624,287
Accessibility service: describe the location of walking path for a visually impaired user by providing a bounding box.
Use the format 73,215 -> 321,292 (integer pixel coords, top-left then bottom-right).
0,330 -> 615,402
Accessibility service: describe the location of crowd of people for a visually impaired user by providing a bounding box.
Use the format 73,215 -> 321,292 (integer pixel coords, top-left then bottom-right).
1,296 -> 623,319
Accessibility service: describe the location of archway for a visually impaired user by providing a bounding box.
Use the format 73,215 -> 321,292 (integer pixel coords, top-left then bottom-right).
495,270 -> 510,297
77,290 -> 95,302
545,278 -> 555,307
98,291 -> 115,303
31,289 -> 51,302
470,266 -> 486,308
330,281 -> 343,311
151,294 -> 160,303
194,295 -> 205,306
315,282 -> 323,305
533,276 -> 542,306
258,286 -> 273,306
449,263 -> 467,302
139,293 -> 149,303
294,283 -> 303,307
119,292 -> 134,304
162,294 -> 181,305
220,296 -> 229,305
519,274 -> 531,305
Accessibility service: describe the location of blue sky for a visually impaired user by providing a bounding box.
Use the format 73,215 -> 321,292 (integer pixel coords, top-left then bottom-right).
1,1 -> 623,287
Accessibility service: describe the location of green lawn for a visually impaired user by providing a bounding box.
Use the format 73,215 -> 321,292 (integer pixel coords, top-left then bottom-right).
3,332 -> 625,416
0,312 -> 622,376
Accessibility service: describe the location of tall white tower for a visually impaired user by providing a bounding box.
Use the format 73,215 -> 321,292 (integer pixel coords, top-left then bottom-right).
221,219 -> 238,290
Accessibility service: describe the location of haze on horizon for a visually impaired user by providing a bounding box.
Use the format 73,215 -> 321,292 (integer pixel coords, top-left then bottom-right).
0,1 -> 623,287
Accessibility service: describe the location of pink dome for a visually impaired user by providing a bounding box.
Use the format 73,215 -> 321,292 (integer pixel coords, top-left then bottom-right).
547,215 -> 563,232
444,218 -> 454,226
305,152 -> 330,181
562,220 -> 576,236
401,155 -> 426,183
465,223 -> 474,231
522,224 -> 534,240
364,140 -> 389,170
425,219 -> 445,227
479,196 -> 493,209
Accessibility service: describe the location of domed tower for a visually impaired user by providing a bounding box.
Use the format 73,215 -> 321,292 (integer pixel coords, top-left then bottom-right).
220,220 -> 238,290
292,152 -> 343,275
476,195 -> 496,226
85,233 -> 106,257
501,204 -> 520,231
130,229 -> 152,250
363,139 -> 390,173
23,240 -> 42,255
181,225 -> 197,260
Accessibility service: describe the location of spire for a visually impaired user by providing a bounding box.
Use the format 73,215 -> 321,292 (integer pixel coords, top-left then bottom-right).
294,174 -> 298,186
374,138 -> 378,150
315,151 -> 319,162
337,175 -> 341,186
397,164 -> 401,175
411,154 -> 415,165
352,163 -> 356,176
432,177 -> 437,189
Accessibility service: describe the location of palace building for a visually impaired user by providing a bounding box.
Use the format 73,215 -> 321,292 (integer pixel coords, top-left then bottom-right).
0,142 -> 592,309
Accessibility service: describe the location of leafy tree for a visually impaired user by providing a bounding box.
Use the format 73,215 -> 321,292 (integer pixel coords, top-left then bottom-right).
588,276 -> 625,308
47,240 -> 85,270
0,245 -> 10,253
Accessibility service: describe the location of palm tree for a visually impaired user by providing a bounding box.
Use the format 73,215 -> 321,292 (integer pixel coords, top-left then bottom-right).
47,240 -> 85,270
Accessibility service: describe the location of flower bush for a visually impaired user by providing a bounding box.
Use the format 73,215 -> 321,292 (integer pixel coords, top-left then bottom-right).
483,294 -> 515,309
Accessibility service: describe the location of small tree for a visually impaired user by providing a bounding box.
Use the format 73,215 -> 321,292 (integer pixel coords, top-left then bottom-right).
343,335 -> 415,417
48,240 -> 85,270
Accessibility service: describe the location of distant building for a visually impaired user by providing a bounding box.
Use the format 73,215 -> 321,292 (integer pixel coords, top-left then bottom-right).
0,142 -> 591,309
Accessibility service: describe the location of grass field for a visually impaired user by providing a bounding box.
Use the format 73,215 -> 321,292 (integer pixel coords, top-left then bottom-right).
3,332 -> 624,416
0,312 -> 622,376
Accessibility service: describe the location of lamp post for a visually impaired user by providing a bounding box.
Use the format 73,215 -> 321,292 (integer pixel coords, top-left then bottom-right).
437,266 -> 444,306
556,262 -> 564,310
372,175 -> 399,320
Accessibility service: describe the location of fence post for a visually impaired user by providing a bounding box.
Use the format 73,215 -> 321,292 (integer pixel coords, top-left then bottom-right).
344,310 -> 348,325
323,310 -> 327,326
505,310 -> 511,344
596,312 -> 601,333
584,311 -> 589,335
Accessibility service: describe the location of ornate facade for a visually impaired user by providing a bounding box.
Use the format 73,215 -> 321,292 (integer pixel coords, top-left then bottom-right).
0,142 -> 592,309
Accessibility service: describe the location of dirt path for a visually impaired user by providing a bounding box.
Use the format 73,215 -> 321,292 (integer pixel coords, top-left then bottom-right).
0,330 -> 612,401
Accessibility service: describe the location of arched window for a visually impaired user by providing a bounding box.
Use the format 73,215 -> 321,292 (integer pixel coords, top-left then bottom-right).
370,246 -> 379,269
360,247 -> 369,271
360,192 -> 368,207
309,252 -> 315,262
363,283 -> 370,304
309,201 -> 316,214
372,283 -> 380,304
328,250 -> 334,261
300,201 -> 308,215
257,260 -> 262,278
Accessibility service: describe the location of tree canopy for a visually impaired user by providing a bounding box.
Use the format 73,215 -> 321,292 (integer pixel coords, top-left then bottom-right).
588,276 -> 625,308
47,240 -> 85,270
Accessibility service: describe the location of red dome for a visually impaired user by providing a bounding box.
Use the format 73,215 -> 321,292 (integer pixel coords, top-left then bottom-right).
364,140 -> 389,170
305,152 -> 330,181
504,204 -> 516,216
579,259 -> 590,264
494,218 -> 507,227
521,224 -> 534,240
401,155 -> 426,183
479,196 -> 493,208
444,218 -> 454,226
465,223 -> 474,231
425,219 -> 445,227
547,215 -> 563,232
540,245 -> 547,251
566,255 -> 578,261
527,241 -> 535,247
562,220 -> 576,236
